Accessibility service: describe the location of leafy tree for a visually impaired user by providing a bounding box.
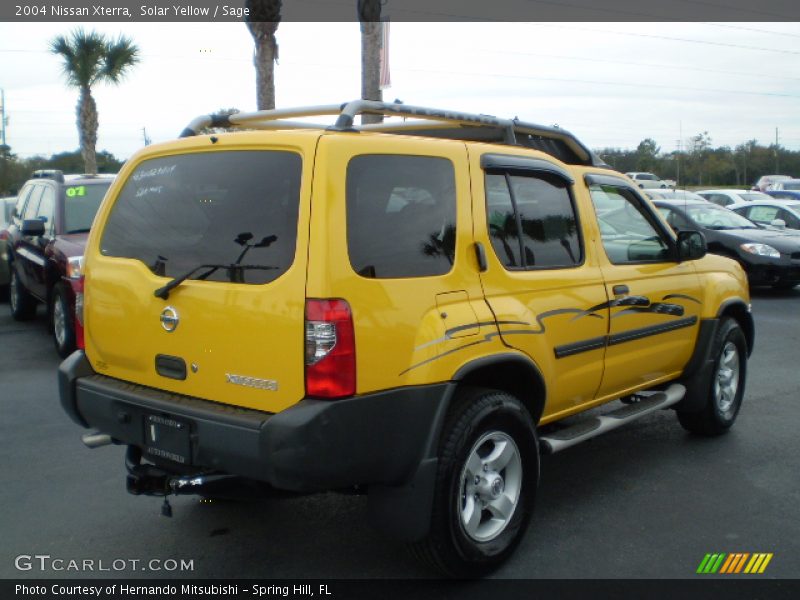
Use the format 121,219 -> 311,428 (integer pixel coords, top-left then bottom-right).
49,29 -> 139,175
635,138 -> 660,172
245,0 -> 282,110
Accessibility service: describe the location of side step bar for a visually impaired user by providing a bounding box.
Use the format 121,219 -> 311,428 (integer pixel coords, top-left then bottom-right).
539,383 -> 686,454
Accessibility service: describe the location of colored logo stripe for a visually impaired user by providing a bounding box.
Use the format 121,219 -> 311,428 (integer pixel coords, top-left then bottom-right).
697,553 -> 773,574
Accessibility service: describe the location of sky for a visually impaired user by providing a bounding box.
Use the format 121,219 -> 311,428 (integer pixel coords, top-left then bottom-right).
0,21 -> 799,161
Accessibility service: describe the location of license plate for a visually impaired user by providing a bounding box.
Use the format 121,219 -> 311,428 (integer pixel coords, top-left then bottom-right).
143,414 -> 191,464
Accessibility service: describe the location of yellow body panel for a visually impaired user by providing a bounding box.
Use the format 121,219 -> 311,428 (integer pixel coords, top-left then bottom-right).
84,128 -> 750,423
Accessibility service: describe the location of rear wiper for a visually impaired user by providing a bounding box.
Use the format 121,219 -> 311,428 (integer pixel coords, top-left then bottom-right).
66,228 -> 91,234
154,263 -> 278,300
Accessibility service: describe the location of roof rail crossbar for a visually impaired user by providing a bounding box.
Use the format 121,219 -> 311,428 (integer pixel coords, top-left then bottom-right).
179,104 -> 347,138
178,100 -> 604,166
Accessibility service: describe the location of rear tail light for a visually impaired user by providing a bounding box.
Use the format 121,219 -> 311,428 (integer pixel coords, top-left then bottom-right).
305,299 -> 355,399
73,277 -> 85,349
67,256 -> 85,349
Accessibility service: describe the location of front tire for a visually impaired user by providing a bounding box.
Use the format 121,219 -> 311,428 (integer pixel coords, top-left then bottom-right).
411,388 -> 539,577
51,283 -> 76,358
677,317 -> 747,435
9,268 -> 37,321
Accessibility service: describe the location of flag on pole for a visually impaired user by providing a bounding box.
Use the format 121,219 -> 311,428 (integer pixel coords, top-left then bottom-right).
379,21 -> 391,90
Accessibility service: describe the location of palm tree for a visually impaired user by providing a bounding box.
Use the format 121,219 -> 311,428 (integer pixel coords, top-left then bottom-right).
245,0 -> 282,110
50,29 -> 139,175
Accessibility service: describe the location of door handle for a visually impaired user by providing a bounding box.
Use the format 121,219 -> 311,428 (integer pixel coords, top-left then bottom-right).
474,242 -> 488,272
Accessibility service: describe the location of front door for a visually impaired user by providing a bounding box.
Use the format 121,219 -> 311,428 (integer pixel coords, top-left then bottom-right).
586,174 -> 703,399
470,148 -> 610,421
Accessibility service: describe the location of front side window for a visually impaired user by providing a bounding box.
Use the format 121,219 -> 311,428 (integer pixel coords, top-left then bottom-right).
346,155 -> 456,278
21,185 -> 44,221
589,184 -> 671,264
101,151 -> 302,285
14,185 -> 34,220
37,186 -> 56,235
486,172 -> 581,269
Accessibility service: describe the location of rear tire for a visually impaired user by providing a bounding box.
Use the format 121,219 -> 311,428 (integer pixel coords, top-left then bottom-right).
9,268 -> 37,321
51,283 -> 76,358
677,317 -> 747,436
410,388 -> 539,577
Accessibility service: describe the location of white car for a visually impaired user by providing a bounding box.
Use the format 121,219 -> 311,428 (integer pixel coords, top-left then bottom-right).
645,189 -> 707,202
728,199 -> 800,231
754,174 -> 792,192
696,189 -> 774,207
625,172 -> 671,189
767,178 -> 800,192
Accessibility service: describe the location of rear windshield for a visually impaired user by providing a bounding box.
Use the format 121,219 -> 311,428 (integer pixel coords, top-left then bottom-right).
100,151 -> 301,284
63,181 -> 112,233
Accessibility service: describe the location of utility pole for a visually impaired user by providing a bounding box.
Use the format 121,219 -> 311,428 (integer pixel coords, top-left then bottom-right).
141,127 -> 151,146
775,127 -> 779,173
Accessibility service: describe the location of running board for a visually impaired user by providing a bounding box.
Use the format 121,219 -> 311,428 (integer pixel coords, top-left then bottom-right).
539,383 -> 686,454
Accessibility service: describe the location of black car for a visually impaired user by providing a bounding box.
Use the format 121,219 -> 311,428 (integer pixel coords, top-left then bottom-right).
7,170 -> 113,356
653,200 -> 800,290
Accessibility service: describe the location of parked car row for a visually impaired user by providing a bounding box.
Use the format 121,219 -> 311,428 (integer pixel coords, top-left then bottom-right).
1,170 -> 114,356
640,186 -> 800,289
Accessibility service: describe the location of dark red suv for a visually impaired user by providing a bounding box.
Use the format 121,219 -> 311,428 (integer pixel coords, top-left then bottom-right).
7,170 -> 113,356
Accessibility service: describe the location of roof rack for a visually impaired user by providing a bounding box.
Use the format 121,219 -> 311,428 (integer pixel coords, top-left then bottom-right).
179,100 -> 607,168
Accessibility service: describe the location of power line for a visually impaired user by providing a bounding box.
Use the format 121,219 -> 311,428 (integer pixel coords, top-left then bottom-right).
528,23 -> 800,56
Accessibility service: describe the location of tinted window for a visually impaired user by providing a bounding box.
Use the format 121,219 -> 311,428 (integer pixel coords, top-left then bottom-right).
21,185 -> 44,220
486,174 -> 522,268
486,172 -> 581,269
101,151 -> 302,285
346,155 -> 456,278
14,185 -> 34,221
37,186 -> 56,235
64,181 -> 112,233
589,184 -> 671,264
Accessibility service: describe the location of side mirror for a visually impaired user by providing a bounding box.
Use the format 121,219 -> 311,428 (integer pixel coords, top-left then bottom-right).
677,230 -> 707,261
21,219 -> 45,237
771,219 -> 786,230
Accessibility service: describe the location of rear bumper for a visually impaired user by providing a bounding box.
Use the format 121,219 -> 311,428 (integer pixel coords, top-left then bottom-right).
59,351 -> 450,493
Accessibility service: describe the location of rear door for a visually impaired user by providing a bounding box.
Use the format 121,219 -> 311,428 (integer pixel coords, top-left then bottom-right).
85,137 -> 317,414
306,134 -> 491,392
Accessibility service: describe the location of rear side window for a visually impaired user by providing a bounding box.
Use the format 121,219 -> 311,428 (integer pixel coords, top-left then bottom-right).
63,182 -> 111,233
346,155 -> 456,278
486,172 -> 581,269
101,151 -> 302,285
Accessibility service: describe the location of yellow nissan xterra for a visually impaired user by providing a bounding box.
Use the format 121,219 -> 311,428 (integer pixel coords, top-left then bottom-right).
59,101 -> 754,576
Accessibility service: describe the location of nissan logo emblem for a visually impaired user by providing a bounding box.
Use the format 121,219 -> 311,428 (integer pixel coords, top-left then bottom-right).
160,306 -> 179,332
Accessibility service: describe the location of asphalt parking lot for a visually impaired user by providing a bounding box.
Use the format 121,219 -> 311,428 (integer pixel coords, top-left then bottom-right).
0,288 -> 798,580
